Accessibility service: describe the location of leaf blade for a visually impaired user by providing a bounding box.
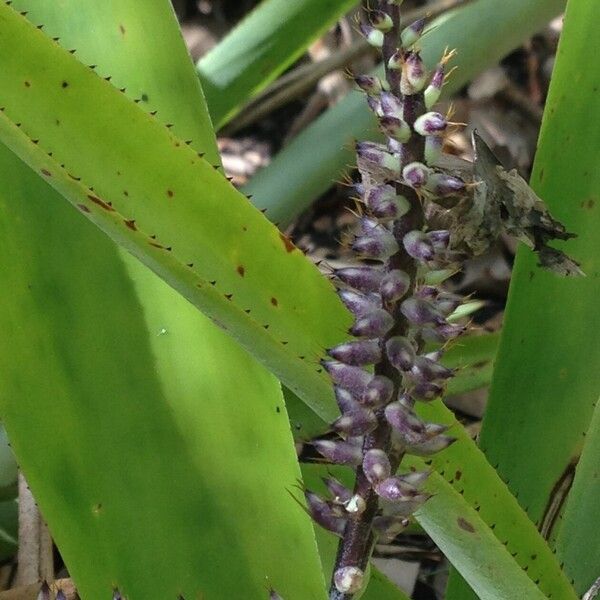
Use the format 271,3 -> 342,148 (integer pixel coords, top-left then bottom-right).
197,0 -> 357,128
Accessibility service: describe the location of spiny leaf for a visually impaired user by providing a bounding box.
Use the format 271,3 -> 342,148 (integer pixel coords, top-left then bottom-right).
0,2 -> 350,423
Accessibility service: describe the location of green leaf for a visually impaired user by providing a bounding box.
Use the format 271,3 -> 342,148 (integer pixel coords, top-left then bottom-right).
408,466 -> 547,600
555,399 -> 600,595
477,0 -> 600,526
8,0 -> 220,164
447,0 -> 600,595
243,0 -> 565,228
415,402 -> 576,599
0,427 -> 18,501
197,0 -> 357,129
0,1 -> 327,598
0,499 -> 18,560
0,2 -> 351,423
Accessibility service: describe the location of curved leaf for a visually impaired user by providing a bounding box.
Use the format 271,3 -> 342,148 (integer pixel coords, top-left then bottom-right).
197,0 -> 357,128
555,398 -> 600,595
408,467 -> 547,600
476,0 -> 600,527
0,1 -> 327,598
0,2 -> 350,423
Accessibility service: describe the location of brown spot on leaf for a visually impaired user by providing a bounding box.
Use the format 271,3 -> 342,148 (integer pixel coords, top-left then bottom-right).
167,189 -> 174,198
455,470 -> 462,481
149,241 -> 165,249
586,198 -> 595,209
237,265 -> 245,277
124,219 -> 137,231
119,24 -> 126,35
88,195 -> 114,211
225,293 -> 233,301
40,168 -> 51,177
77,204 -> 90,213
62,81 -> 68,88
24,81 -> 30,87
271,297 -> 278,307
457,517 -> 475,533
279,232 -> 295,253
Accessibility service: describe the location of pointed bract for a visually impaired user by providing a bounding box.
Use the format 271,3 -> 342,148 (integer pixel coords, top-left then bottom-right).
363,449 -> 391,484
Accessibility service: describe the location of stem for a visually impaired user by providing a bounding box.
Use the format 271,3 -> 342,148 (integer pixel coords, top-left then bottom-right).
329,3 -> 426,598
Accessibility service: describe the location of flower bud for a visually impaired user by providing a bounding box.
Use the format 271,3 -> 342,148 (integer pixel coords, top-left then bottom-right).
323,476 -> 353,504
425,172 -> 466,197
366,94 -> 384,116
380,269 -> 411,303
355,74 -> 384,95
403,230 -> 436,261
421,322 -> 466,342
322,361 -> 372,397
435,294 -> 462,316
401,18 -> 426,48
385,402 -> 429,445
414,112 -> 447,136
366,187 -> 410,220
411,380 -> 444,401
411,356 -> 454,381
426,422 -> 450,438
313,439 -> 363,466
345,493 -> 367,515
380,493 -> 430,516
305,490 -> 347,535
401,51 -> 427,94
379,115 -> 411,143
427,229 -> 451,249
362,375 -> 394,406
338,289 -> 380,316
372,515 -> 410,542
379,91 -> 404,118
363,449 -> 391,484
328,339 -> 382,366
335,266 -> 383,293
351,308 -> 394,337
402,162 -> 430,189
360,23 -> 385,48
333,406 -> 377,436
353,229 -> 400,260
387,49 -> 403,71
334,566 -> 364,594
334,385 -> 361,413
386,336 -> 416,371
400,297 -> 445,325
425,135 -> 443,165
374,476 -> 420,502
415,285 -> 437,300
370,10 -> 394,32
356,142 -> 402,178
405,434 -> 456,455
425,63 -> 445,109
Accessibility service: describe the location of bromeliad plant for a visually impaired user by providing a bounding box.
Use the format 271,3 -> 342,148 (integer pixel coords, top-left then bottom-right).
305,2 -> 580,597
0,0 -> 598,599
